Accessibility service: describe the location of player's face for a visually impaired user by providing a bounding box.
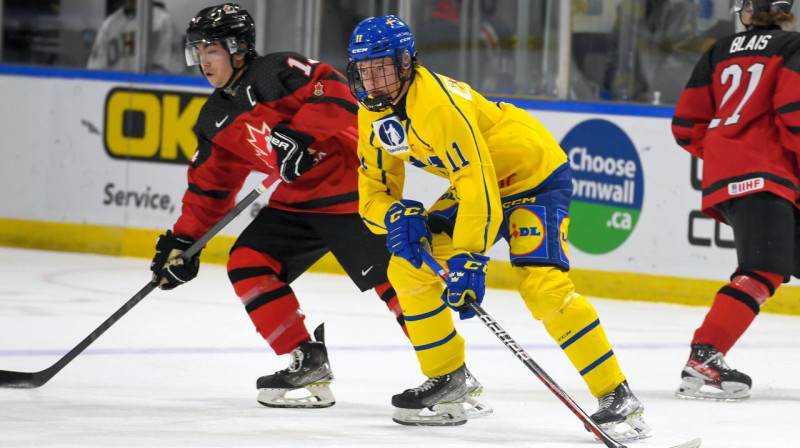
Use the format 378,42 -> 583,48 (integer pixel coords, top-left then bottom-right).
356,57 -> 401,99
195,42 -> 232,88
738,0 -> 755,26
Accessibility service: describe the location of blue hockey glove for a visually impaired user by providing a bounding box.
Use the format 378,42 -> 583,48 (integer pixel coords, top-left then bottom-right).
443,252 -> 489,320
384,200 -> 432,269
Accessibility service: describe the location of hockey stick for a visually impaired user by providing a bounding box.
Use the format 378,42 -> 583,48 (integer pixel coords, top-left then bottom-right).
0,172 -> 281,389
420,251 -> 627,448
422,252 -> 703,448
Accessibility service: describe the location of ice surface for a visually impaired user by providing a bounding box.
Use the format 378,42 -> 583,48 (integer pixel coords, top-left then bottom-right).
1,247 -> 797,447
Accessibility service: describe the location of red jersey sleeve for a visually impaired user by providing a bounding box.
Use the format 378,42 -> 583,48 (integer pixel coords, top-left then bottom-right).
278,56 -> 359,143
774,39 -> 800,158
173,136 -> 252,240
672,49 -> 716,160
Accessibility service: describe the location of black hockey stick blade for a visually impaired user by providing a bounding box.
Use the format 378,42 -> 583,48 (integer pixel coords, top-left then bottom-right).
0,282 -> 156,388
0,173 -> 281,389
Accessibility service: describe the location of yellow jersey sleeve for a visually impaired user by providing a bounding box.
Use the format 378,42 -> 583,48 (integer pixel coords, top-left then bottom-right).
418,103 -> 503,254
356,112 -> 406,234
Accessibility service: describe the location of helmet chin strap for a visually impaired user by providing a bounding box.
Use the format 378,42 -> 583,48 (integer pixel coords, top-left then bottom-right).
221,53 -> 248,96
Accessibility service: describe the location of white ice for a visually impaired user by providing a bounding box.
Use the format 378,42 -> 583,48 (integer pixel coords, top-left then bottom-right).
1,246 -> 798,448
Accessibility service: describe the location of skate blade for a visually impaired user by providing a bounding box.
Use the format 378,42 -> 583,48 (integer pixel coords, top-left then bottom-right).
257,381 -> 335,408
676,377 -> 749,402
596,412 -> 652,443
464,396 -> 493,419
392,403 -> 467,426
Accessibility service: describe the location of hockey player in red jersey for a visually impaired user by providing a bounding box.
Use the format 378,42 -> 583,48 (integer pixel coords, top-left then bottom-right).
148,3 -> 412,409
672,0 -> 800,401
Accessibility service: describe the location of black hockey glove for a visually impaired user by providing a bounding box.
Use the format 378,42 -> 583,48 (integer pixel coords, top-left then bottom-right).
150,230 -> 200,290
271,124 -> 315,183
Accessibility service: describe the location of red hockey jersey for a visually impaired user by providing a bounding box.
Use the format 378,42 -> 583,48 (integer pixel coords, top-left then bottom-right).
173,53 -> 361,239
672,25 -> 800,223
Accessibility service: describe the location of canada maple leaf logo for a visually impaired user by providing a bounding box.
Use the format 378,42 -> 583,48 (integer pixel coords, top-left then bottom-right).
245,122 -> 275,169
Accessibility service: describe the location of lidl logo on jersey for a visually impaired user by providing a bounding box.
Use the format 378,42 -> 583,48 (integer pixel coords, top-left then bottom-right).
103,87 -> 207,165
372,116 -> 409,154
563,119 -> 644,255
558,209 -> 570,264
508,206 -> 547,258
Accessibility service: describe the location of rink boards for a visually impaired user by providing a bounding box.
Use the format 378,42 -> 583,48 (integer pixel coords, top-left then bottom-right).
2,64 -> 798,314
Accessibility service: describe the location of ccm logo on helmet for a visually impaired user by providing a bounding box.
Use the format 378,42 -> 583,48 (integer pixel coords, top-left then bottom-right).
351,47 -> 368,54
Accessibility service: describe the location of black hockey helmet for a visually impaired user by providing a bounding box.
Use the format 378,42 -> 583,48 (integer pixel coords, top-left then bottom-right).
185,3 -> 256,66
734,0 -> 794,14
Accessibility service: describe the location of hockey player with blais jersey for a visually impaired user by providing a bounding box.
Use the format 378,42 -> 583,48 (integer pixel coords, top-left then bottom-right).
672,0 -> 800,402
346,15 -> 650,440
148,3 -> 447,410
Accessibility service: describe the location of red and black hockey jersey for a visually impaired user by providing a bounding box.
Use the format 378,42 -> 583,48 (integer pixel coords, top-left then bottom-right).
672,25 -> 800,223
173,52 -> 361,239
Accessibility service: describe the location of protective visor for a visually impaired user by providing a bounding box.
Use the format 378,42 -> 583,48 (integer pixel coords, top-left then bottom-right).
184,37 -> 237,66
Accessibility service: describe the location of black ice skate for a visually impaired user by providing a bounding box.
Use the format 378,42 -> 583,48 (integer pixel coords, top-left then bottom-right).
256,323 -> 335,408
590,380 -> 651,442
391,364 -> 472,426
676,344 -> 751,402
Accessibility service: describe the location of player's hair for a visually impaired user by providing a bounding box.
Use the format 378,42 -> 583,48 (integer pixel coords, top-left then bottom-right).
752,8 -> 796,26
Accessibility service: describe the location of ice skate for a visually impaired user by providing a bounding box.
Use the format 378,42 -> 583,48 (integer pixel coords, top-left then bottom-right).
256,324 -> 335,408
464,366 -> 493,418
676,344 -> 751,402
590,380 -> 652,442
391,364 -> 472,426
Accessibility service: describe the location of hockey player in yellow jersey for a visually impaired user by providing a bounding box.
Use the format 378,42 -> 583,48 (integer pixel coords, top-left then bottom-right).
346,15 -> 651,438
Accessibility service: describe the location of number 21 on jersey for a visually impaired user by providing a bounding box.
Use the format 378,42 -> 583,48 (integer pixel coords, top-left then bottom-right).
710,63 -> 764,129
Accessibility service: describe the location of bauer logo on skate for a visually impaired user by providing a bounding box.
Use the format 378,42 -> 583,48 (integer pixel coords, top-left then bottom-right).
508,206 -> 547,258
562,119 -> 643,255
103,88 -> 207,165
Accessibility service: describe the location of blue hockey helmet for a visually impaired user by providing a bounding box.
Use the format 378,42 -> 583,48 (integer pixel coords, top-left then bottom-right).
346,15 -> 416,112
347,15 -> 416,65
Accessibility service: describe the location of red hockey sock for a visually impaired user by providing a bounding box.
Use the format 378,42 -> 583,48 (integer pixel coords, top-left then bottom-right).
374,281 -> 408,338
692,294 -> 755,355
693,270 -> 782,354
228,247 -> 310,355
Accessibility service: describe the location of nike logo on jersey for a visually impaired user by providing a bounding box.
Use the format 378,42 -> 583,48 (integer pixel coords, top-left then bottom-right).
215,116 -> 229,127
361,266 -> 374,276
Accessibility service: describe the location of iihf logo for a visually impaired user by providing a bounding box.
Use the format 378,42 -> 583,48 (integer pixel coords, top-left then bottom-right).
727,177 -> 764,196
371,115 -> 409,154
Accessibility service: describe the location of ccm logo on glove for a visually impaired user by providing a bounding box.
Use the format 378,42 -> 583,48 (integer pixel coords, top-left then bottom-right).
384,200 -> 432,269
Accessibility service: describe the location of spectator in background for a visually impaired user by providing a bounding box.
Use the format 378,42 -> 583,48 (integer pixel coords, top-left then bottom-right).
415,0 -> 514,92
571,0 -> 619,99
87,0 -> 183,73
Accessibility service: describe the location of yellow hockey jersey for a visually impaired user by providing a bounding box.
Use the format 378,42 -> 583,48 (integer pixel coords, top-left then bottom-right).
357,66 -> 567,255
